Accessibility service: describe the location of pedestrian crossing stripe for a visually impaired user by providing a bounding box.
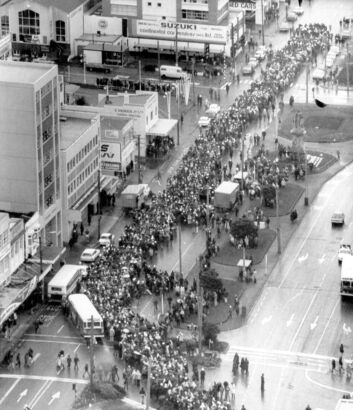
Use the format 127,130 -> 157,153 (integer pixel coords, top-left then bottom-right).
307,154 -> 323,167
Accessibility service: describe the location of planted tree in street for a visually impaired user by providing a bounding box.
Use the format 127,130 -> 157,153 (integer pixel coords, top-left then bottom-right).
230,218 -> 258,248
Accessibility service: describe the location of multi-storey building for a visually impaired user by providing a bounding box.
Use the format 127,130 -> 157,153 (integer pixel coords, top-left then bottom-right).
0,61 -> 62,247
0,213 -> 11,287
102,0 -> 245,57
59,108 -> 101,242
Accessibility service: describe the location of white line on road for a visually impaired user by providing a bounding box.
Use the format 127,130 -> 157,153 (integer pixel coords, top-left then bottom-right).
24,333 -> 82,340
30,380 -> 53,409
57,325 -> 64,334
32,353 -> 41,364
288,291 -> 318,351
313,298 -> 339,354
74,344 -> 80,353
23,338 -> 83,346
305,368 -> 351,394
0,378 -> 22,406
0,374 -> 88,384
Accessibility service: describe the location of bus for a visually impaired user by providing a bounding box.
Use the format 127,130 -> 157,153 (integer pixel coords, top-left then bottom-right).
68,293 -> 104,339
340,255 -> 353,298
47,265 -> 84,302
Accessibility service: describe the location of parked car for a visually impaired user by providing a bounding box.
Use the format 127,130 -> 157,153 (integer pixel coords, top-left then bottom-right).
99,233 -> 115,247
206,104 -> 221,117
242,65 -> 254,75
248,57 -> 259,68
198,116 -> 211,127
338,244 -> 352,264
286,12 -> 297,22
255,48 -> 267,61
279,22 -> 291,32
80,248 -> 100,263
293,6 -> 304,15
331,212 -> 345,226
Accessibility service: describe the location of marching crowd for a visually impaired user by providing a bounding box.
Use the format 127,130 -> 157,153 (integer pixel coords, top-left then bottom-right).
81,23 -> 331,410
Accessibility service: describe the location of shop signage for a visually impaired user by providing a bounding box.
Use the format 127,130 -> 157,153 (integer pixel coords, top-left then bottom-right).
136,20 -> 228,44
229,0 -> 256,11
101,141 -> 121,171
98,20 -> 108,29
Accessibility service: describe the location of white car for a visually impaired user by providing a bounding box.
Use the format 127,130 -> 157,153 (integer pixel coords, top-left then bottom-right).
312,68 -> 326,81
338,244 -> 352,264
255,49 -> 267,61
279,22 -> 291,32
286,12 -> 297,22
198,116 -> 211,127
80,248 -> 100,263
206,104 -> 220,117
293,6 -> 304,15
331,212 -> 345,226
248,57 -> 258,68
242,65 -> 254,75
99,233 -> 115,247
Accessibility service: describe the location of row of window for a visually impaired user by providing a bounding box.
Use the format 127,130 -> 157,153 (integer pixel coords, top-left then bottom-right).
147,2 -> 162,6
0,230 -> 9,249
67,158 -> 98,196
67,135 -> 98,173
181,9 -> 209,20
44,174 -> 53,188
183,0 -> 208,3
11,237 -> 23,258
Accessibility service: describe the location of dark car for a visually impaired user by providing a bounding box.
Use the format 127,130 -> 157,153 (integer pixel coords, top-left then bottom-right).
143,64 -> 158,72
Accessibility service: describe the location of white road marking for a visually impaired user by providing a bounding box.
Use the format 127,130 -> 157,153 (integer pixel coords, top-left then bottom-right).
74,344 -> 80,353
305,369 -> 351,394
318,254 -> 326,264
310,315 -> 319,330
298,253 -> 308,263
48,391 -> 60,405
17,388 -> 28,402
343,322 -> 352,335
29,380 -> 52,409
289,291 -> 318,351
314,299 -> 339,354
23,339 -> 83,346
261,315 -> 273,325
57,325 -> 64,334
286,314 -> 295,327
32,353 -> 41,364
0,374 -> 88,384
0,378 -> 22,405
24,334 -> 82,340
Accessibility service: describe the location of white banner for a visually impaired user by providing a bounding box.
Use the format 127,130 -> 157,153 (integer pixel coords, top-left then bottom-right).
229,0 -> 256,11
136,20 -> 228,44
101,141 -> 121,171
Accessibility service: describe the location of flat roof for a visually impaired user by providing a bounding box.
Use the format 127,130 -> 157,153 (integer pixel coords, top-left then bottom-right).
101,116 -> 131,131
34,0 -> 87,13
60,117 -> 94,150
98,93 -> 151,107
84,42 -> 122,52
0,61 -> 56,84
78,34 -> 120,43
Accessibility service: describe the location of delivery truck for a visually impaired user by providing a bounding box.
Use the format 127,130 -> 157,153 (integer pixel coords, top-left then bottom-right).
121,184 -> 151,213
335,398 -> 353,410
214,181 -> 239,210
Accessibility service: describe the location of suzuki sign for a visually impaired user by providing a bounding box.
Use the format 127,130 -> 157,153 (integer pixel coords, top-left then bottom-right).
136,20 -> 228,44
101,142 -> 121,172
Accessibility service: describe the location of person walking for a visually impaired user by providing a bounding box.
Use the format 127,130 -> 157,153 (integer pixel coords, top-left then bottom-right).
261,373 -> 265,392
340,343 -> 344,354
139,387 -> 146,405
200,367 -> 206,388
16,353 -> 21,368
67,354 -> 72,371
82,363 -> 89,379
74,353 -> 79,373
332,358 -> 336,373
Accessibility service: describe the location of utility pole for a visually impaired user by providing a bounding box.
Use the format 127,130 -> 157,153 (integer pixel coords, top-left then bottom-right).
139,59 -> 142,91
305,63 -> 310,104
137,134 -> 142,184
241,127 -> 245,190
178,223 -> 182,277
261,0 -> 265,46
196,260 -> 203,355
177,80 -> 180,145
175,24 -> 178,66
97,169 -> 101,239
157,39 -> 161,81
146,359 -> 151,410
192,58 -> 196,106
39,235 -> 44,303
90,315 -> 95,388
275,188 -> 281,254
346,43 -> 350,97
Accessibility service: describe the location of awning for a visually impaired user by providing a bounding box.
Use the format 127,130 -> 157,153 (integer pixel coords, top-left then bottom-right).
146,119 -> 177,137
30,245 -> 66,266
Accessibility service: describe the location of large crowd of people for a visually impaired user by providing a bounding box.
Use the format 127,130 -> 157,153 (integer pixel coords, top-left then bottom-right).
81,23 -> 331,410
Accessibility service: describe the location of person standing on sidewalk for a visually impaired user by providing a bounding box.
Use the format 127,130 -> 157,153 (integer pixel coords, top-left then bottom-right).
200,367 -> 206,388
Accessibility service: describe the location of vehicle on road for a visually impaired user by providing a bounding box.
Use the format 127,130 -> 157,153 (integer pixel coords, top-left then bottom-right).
248,57 -> 259,68
242,65 -> 254,76
293,6 -> 304,15
68,293 -> 104,338
312,67 -> 326,81
99,232 -> 115,247
160,65 -> 188,80
286,12 -> 297,22
279,22 -> 291,32
121,183 -> 151,212
86,63 -> 112,73
332,212 -> 345,226
206,104 -> 220,118
255,47 -> 267,61
340,255 -> 353,298
335,397 -> 353,410
48,265 -> 84,302
198,116 -> 211,128
80,248 -> 100,263
338,244 -> 352,264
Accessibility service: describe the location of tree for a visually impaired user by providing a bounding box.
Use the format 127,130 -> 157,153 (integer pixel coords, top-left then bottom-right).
262,185 -> 276,208
202,322 -> 220,346
230,218 -> 258,248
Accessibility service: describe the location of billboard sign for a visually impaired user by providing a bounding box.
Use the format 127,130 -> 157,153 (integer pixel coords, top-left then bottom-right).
136,20 -> 228,44
229,0 -> 256,11
101,141 -> 121,171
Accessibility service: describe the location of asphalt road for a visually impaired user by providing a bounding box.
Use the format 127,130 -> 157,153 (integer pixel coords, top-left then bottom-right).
204,163 -> 353,410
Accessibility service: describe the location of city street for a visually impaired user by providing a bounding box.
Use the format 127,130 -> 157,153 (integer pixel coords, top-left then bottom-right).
1,0 -> 353,409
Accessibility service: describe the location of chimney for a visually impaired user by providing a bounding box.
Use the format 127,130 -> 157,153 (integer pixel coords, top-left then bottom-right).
124,91 -> 129,105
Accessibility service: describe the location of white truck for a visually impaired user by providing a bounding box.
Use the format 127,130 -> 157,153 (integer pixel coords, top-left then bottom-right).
340,254 -> 353,298
214,181 -> 239,210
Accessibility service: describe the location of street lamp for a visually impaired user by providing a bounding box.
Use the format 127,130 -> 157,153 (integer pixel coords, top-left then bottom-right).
79,54 -> 86,85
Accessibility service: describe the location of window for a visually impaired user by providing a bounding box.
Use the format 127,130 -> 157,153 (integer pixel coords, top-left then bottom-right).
55,20 -> 65,42
182,9 -> 208,20
18,9 -> 40,36
46,196 -> 53,207
1,16 -> 9,36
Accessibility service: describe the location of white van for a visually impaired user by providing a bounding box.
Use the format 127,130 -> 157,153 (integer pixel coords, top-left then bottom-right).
48,265 -> 84,302
160,65 -> 188,80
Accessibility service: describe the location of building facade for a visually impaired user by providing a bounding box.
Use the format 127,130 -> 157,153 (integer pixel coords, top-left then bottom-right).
0,61 -> 62,247
60,107 -> 101,243
0,213 -> 11,287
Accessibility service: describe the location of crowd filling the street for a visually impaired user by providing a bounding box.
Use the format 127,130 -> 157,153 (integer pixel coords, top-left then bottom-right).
55,22 -> 333,410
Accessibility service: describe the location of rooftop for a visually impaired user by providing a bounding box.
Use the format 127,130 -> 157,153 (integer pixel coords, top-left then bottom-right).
29,0 -> 87,14
101,116 -> 131,131
60,117 -> 95,150
98,93 -> 152,107
0,61 -> 56,84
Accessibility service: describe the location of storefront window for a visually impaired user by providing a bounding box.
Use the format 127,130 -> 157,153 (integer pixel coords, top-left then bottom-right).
1,16 -> 9,36
55,20 -> 65,42
18,9 -> 40,36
